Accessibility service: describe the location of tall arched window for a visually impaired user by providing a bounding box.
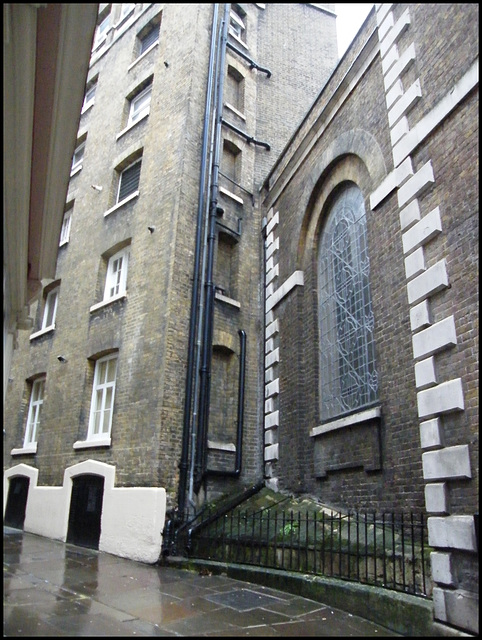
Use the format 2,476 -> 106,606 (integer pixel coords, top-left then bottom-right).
318,183 -> 378,422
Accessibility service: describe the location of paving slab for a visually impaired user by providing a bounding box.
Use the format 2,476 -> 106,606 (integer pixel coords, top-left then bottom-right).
4,527 -> 400,637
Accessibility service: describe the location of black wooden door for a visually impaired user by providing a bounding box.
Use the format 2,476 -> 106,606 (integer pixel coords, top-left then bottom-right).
4,476 -> 30,529
67,474 -> 104,549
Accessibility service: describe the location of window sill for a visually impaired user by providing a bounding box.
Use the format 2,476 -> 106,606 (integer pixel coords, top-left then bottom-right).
90,293 -> 127,313
91,29 -> 111,54
224,102 -> 246,121
11,444 -> 37,456
73,438 -> 111,450
310,405 -> 381,438
81,102 -> 94,115
103,191 -> 139,217
70,164 -> 82,178
215,291 -> 241,308
207,440 -> 236,452
229,32 -> 249,51
114,7 -> 135,29
116,114 -> 149,141
30,325 -> 55,341
219,186 -> 244,205
128,41 -> 159,71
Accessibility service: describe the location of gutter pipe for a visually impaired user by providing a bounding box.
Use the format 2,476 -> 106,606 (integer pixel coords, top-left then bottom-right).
226,40 -> 272,77
194,4 -> 231,493
177,3 -> 219,519
221,118 -> 271,150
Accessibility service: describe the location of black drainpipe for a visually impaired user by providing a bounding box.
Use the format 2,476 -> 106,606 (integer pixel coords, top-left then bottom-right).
206,328 -> 246,477
261,216 -> 269,479
226,40 -> 272,77
177,4 -> 219,519
194,3 -> 231,494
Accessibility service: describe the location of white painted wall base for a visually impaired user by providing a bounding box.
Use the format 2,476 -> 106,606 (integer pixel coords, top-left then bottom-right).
4,460 -> 166,564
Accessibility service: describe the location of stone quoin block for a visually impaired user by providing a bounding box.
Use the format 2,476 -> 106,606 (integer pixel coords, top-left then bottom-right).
419,418 -> 443,450
415,357 -> 436,389
399,198 -> 421,231
407,259 -> 448,305
410,299 -> 431,332
425,483 -> 448,514
417,378 -> 464,418
428,515 -> 477,551
431,552 -> 455,586
422,445 -> 471,481
402,206 -> 442,255
412,315 -> 457,360
398,161 -> 434,209
405,246 -> 426,280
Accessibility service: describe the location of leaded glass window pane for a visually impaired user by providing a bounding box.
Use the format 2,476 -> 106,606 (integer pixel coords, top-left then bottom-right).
318,183 -> 378,422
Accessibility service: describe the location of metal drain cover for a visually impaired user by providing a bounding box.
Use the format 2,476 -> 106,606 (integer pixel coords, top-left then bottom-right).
205,588 -> 286,611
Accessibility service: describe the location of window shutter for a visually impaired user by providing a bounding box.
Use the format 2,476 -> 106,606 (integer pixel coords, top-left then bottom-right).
118,161 -> 141,202
140,23 -> 160,54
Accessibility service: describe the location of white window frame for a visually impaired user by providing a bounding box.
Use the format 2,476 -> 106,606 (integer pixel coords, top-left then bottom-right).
119,3 -> 135,22
82,83 -> 97,113
87,354 -> 118,441
71,141 -> 85,173
41,287 -> 59,331
128,85 -> 152,127
93,12 -> 111,50
59,211 -> 72,246
229,10 -> 245,41
23,377 -> 45,448
104,247 -> 129,302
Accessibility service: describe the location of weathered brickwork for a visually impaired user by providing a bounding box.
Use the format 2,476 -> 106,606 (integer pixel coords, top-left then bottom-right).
4,4 -> 339,506
258,5 -> 478,633
4,4 -> 477,633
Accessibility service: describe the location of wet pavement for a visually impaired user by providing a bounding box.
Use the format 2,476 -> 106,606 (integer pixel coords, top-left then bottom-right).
4,527 -> 401,636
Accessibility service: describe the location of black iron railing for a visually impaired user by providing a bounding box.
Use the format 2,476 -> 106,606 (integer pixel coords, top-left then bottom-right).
184,507 -> 432,598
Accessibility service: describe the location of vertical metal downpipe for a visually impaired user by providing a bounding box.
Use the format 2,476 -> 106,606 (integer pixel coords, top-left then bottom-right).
194,4 -> 230,493
261,217 -> 268,478
177,4 -> 219,519
234,329 -> 246,474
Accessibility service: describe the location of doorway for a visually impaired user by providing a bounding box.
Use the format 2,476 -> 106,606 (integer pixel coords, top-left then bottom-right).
4,476 -> 30,529
67,474 -> 104,549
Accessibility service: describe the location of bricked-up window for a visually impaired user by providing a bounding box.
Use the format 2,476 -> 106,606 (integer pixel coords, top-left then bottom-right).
222,140 -> 241,183
318,183 -> 378,422
225,66 -> 245,115
24,377 -> 46,447
104,247 -> 129,301
117,158 -> 141,203
88,354 -> 118,441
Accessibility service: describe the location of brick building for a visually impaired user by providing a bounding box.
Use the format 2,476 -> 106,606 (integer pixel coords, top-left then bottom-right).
3,3 -> 478,635
259,4 -> 478,633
